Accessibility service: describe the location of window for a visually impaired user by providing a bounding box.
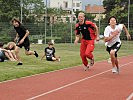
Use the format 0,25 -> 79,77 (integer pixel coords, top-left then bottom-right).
73,3 -> 75,7
76,3 -> 80,7
64,1 -> 68,8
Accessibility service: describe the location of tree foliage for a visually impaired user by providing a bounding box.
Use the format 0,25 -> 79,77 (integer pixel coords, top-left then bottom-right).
0,0 -> 21,22
103,0 -> 133,24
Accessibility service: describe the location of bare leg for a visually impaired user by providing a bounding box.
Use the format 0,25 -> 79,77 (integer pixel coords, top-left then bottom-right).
115,57 -> 119,67
110,50 -> 116,68
25,50 -> 38,57
25,50 -> 34,55
4,52 -> 14,61
15,46 -> 22,63
11,51 -> 18,61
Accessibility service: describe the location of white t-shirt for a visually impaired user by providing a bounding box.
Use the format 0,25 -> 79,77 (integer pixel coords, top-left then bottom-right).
104,24 -> 123,47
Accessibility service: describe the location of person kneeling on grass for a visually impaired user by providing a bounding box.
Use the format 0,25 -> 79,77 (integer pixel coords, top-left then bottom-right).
0,42 -> 17,62
41,42 -> 60,61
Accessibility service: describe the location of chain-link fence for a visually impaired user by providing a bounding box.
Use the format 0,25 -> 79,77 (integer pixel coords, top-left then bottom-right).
0,22 -> 133,44
0,0 -> 133,44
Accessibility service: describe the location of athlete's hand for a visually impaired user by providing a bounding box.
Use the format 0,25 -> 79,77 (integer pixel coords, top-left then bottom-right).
126,34 -> 131,40
19,39 -> 24,45
96,37 -> 100,41
112,30 -> 119,36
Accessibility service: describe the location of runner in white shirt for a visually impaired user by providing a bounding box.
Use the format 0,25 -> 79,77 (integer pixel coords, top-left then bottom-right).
104,16 -> 131,74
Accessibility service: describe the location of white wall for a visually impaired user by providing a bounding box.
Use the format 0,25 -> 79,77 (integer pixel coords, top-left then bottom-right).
50,0 -> 82,11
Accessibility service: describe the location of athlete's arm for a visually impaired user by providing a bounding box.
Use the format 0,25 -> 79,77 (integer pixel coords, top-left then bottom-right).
74,24 -> 80,45
94,24 -> 99,41
123,24 -> 131,40
1,49 -> 11,54
14,33 -> 19,42
74,35 -> 80,45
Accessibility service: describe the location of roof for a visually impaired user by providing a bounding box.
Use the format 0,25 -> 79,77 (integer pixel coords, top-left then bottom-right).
85,4 -> 105,14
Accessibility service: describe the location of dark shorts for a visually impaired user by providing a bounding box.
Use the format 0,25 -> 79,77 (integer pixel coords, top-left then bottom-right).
0,51 -> 5,62
16,38 -> 30,51
46,57 -> 53,61
106,42 -> 121,57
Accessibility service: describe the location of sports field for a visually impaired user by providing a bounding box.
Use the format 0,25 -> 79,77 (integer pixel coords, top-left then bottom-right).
0,40 -> 133,82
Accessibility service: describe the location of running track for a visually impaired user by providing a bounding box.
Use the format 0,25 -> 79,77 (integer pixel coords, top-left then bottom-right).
0,55 -> 133,100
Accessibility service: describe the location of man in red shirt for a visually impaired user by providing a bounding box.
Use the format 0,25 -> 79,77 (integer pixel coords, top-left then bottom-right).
74,12 -> 99,71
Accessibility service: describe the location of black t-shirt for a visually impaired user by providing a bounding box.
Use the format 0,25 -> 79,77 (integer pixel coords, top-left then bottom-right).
45,47 -> 55,58
14,25 -> 29,40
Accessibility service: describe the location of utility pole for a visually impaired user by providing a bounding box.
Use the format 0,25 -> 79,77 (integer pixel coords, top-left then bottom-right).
128,0 -> 130,31
45,0 -> 47,44
71,0 -> 73,44
20,0 -> 23,23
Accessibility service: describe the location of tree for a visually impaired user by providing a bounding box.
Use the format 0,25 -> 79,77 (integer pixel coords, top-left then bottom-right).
103,0 -> 132,24
22,0 -> 45,23
0,0 -> 21,22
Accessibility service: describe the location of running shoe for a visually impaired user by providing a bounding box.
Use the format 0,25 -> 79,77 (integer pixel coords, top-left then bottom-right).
17,62 -> 23,65
83,65 -> 89,71
34,51 -> 39,57
112,67 -> 118,73
90,59 -> 94,66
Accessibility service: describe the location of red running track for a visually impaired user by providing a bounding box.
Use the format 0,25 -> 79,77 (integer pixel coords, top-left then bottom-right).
0,55 -> 133,100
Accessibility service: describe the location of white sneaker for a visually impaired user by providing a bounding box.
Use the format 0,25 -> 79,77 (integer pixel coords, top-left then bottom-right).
58,58 -> 61,62
112,67 -> 119,73
83,65 -> 89,71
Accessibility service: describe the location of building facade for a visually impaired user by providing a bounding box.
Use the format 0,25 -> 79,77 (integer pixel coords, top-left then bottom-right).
49,0 -> 82,12
85,4 -> 105,21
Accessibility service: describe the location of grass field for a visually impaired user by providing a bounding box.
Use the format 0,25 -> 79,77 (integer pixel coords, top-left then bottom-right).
0,40 -> 133,82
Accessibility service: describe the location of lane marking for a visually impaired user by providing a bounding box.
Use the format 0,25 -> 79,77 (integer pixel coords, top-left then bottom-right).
1,55 -> 133,84
27,62 -> 133,100
126,92 -> 133,100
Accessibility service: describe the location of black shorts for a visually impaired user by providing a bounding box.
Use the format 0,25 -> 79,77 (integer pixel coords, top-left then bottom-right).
46,57 -> 53,61
16,38 -> 30,51
106,42 -> 121,57
0,51 -> 5,62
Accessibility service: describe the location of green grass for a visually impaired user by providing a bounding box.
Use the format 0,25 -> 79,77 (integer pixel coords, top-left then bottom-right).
0,41 -> 133,82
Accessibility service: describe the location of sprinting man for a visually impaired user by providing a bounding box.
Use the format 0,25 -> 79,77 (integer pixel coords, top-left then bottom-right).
41,42 -> 60,61
104,16 -> 131,74
11,18 -> 38,65
74,12 -> 99,71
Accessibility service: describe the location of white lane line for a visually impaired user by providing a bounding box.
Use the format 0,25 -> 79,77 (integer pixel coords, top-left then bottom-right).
1,54 -> 133,84
27,62 -> 133,100
126,92 -> 133,100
